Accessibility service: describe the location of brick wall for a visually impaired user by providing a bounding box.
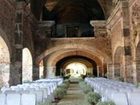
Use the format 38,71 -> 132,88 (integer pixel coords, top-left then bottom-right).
0,0 -> 16,51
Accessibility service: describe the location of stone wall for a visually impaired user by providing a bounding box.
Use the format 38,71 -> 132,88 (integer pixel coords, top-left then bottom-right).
0,0 -> 38,85
129,0 -> 140,83
47,38 -> 111,58
106,0 -> 140,83
107,2 -> 124,57
23,5 -> 35,54
0,0 -> 16,54
107,0 -> 130,81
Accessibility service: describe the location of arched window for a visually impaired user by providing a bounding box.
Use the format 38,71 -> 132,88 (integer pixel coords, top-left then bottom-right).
22,48 -> 33,82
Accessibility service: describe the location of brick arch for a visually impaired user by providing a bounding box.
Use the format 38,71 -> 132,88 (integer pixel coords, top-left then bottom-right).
62,59 -> 93,69
0,31 -> 11,87
0,28 -> 12,56
47,50 -> 102,67
55,56 -> 96,76
46,50 -> 104,76
36,44 -> 111,65
114,46 -> 124,78
136,41 -> 140,82
97,0 -> 113,17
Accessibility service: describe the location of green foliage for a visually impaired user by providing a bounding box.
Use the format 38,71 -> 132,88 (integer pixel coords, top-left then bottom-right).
86,92 -> 101,104
79,81 -> 86,87
135,83 -> 140,88
84,85 -> 93,94
53,87 -> 65,99
39,99 -> 52,105
79,81 -> 92,94
97,101 -> 116,105
58,83 -> 69,89
53,82 -> 69,99
78,77 -> 84,82
64,79 -> 70,85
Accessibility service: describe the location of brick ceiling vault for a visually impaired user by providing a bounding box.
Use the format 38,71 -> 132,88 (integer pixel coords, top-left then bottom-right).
97,0 -> 113,18
46,50 -> 103,67
31,0 -> 113,20
36,44 -> 112,66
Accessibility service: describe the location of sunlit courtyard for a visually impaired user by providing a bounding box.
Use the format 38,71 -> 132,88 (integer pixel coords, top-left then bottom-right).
65,62 -> 87,78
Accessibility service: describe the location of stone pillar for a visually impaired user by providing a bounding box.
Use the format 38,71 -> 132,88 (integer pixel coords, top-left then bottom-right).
107,64 -> 114,79
121,1 -> 133,82
9,2 -> 25,85
43,59 -> 47,78
114,63 -> 121,78
33,63 -> 39,80
132,61 -> 137,84
90,21 -> 107,37
97,66 -> 100,77
131,1 -> 140,84
46,66 -> 56,78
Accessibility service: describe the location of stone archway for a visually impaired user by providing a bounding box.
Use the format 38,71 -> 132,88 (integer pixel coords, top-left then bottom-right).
36,43 -> 111,78
55,56 -> 97,77
136,42 -> 140,82
22,48 -> 33,82
36,44 -> 111,64
114,47 -> 124,80
0,36 -> 10,87
46,50 -> 103,78
65,62 -> 88,77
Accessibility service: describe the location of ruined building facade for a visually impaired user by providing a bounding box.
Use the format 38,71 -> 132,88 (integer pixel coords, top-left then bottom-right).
0,0 -> 140,87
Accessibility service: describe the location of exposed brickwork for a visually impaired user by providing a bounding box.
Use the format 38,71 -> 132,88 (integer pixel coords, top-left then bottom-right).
1,0 -> 140,85
0,0 -> 16,49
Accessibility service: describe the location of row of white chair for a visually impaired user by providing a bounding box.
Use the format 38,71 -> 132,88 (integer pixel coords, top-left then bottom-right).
85,77 -> 140,105
0,93 -> 36,105
0,78 -> 63,105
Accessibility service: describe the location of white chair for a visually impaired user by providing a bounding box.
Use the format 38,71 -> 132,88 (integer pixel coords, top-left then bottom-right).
127,92 -> 140,105
41,88 -> 48,99
1,87 -> 11,93
6,93 -> 21,105
29,90 -> 43,103
21,93 -> 36,105
0,93 -> 6,105
110,93 -> 128,105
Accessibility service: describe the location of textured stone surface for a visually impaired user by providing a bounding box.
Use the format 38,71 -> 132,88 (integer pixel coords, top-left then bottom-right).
1,0 -> 140,86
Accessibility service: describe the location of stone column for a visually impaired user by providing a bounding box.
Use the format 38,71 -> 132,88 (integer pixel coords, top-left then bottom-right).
132,61 -> 137,84
121,1 -> 133,82
97,66 -> 100,77
131,1 -> 140,83
33,63 -> 39,80
9,2 -> 25,85
46,66 -> 56,78
43,59 -> 47,78
107,64 -> 114,79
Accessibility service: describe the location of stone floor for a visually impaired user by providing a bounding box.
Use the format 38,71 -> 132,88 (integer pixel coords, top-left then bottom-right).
56,83 -> 89,105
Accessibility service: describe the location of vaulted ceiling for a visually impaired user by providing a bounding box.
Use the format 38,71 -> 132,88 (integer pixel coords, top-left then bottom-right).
31,0 -> 113,20
43,0 -> 105,23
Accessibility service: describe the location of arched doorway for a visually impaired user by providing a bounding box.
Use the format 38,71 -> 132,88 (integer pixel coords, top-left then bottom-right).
114,47 -> 124,80
55,56 -> 97,78
0,36 -> 10,87
22,48 -> 33,82
136,42 -> 140,82
65,62 -> 87,78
